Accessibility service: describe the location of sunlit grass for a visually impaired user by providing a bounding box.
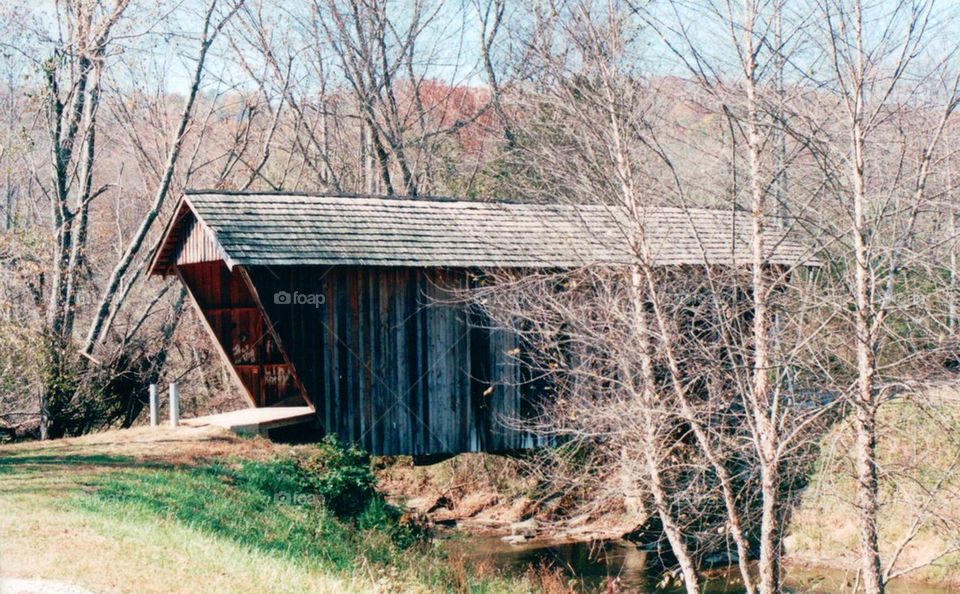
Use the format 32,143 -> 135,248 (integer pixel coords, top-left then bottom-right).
0,431 -> 546,593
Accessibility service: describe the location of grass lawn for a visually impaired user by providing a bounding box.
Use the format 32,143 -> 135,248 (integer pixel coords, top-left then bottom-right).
0,426 -> 546,594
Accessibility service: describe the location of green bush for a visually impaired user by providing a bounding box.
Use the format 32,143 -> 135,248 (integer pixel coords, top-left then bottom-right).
295,435 -> 377,518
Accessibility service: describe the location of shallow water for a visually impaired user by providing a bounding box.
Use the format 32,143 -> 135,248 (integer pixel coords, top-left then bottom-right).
447,535 -> 954,593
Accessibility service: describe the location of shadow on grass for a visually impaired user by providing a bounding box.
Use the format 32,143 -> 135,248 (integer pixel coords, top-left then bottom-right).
1,452 -> 127,465
70,459 -> 404,575
0,452 -> 166,476
0,452 -> 174,502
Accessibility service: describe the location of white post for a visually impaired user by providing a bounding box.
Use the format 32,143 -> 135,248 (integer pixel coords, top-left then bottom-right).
169,382 -> 180,427
149,384 -> 159,427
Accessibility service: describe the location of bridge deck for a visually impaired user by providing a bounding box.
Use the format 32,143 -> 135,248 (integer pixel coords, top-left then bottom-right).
181,406 -> 315,436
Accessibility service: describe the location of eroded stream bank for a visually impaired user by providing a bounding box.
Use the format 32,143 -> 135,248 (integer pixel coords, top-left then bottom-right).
380,394 -> 960,593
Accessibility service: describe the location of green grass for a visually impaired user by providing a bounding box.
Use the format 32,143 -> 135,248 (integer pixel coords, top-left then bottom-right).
0,430 -> 547,593
77,458 -> 398,572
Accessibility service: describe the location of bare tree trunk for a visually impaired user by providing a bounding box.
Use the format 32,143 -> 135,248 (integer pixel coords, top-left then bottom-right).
3,174 -> 12,231
628,267 -> 702,593
641,417 -> 701,594
855,385 -> 884,594
851,90 -> 885,594
848,5 -> 884,590
640,261 -> 757,593
742,2 -> 781,589
37,0 -> 129,439
950,204 -> 957,335
365,121 -> 375,194
63,61 -> 102,339
600,41 -> 703,586
83,0 -> 239,354
773,0 -> 788,229
476,0 -> 515,147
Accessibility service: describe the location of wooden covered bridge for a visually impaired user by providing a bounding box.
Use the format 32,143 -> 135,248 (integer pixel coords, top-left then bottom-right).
149,191 -> 808,456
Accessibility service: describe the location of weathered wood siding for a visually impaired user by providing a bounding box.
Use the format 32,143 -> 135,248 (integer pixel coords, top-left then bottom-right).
177,261 -> 300,407
174,214 -> 222,266
246,265 -> 543,455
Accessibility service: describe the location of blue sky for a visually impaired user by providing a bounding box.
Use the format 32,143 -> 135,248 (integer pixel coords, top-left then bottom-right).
6,0 -> 958,97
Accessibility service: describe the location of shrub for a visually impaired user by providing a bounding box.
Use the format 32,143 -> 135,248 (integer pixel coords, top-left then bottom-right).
296,435 -> 377,518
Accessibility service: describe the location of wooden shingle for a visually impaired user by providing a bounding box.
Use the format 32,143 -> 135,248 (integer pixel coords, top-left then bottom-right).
150,191 -> 815,274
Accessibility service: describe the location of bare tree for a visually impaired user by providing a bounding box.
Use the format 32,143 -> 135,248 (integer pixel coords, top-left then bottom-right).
31,0 -> 131,438
83,0 -> 243,355
811,2 -> 960,591
472,3 -> 821,591
0,0 -> 253,437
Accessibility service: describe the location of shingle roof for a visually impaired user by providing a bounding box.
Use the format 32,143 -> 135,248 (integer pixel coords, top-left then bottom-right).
149,191 -> 816,274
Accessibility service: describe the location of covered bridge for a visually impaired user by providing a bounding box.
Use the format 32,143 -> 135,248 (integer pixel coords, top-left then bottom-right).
149,191 -> 809,455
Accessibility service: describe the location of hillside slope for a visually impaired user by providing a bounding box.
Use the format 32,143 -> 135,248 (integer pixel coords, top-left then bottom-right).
0,426 -> 549,594
786,389 -> 960,587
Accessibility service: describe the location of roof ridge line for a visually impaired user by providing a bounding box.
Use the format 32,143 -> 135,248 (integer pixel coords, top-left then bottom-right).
184,190 -> 760,216
184,189 -> 549,206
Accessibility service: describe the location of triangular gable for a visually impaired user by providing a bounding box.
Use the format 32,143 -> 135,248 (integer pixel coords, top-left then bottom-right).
148,196 -> 235,276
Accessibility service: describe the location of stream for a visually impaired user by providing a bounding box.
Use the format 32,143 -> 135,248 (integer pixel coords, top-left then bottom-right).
445,535 -> 955,593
